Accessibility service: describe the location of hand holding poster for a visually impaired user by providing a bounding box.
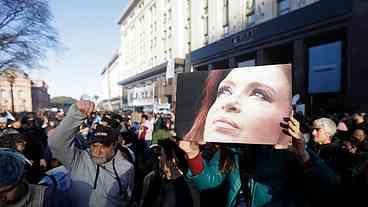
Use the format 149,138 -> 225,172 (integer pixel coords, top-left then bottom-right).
176,64 -> 292,145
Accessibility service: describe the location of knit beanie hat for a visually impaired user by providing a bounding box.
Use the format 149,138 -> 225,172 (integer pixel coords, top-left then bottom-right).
0,150 -> 25,187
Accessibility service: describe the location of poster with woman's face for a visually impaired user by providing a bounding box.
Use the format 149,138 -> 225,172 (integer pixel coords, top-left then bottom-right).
175,64 -> 292,145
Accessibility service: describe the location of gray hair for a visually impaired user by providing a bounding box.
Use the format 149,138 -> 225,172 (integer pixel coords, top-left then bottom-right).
313,118 -> 337,137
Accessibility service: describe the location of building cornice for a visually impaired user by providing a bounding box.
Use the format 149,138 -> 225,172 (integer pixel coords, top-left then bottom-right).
117,0 -> 140,25
118,58 -> 184,86
101,52 -> 120,76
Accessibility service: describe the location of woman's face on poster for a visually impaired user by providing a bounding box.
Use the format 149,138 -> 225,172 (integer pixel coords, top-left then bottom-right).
204,65 -> 291,144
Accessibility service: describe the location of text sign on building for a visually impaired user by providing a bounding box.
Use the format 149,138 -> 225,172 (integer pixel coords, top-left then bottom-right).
127,83 -> 155,106
308,41 -> 342,93
232,27 -> 257,46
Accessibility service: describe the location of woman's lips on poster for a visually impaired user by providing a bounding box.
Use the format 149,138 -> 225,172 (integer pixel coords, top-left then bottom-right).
212,117 -> 240,132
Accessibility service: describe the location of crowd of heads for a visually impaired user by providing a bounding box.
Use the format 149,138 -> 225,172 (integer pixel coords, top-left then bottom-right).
0,107 -> 180,205
0,104 -> 367,206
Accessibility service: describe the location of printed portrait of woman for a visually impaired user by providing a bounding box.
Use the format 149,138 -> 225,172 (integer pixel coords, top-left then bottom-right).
183,64 -> 292,145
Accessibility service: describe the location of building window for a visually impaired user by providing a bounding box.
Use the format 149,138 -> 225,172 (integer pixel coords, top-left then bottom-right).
186,0 -> 191,17
139,1 -> 144,8
203,34 -> 209,45
203,15 -> 208,35
163,13 -> 167,24
223,0 -> 229,27
168,9 -> 172,21
203,14 -> 209,45
246,0 -> 255,25
18,90 -> 24,98
0,89 -> 6,98
168,48 -> 172,59
168,78 -> 173,86
203,0 -> 208,9
247,13 -> 255,25
278,0 -> 290,16
168,26 -> 172,38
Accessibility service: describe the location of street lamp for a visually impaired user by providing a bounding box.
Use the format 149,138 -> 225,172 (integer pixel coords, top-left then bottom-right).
8,74 -> 16,112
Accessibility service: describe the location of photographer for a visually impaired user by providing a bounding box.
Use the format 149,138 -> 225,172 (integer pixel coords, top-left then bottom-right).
48,101 -> 134,207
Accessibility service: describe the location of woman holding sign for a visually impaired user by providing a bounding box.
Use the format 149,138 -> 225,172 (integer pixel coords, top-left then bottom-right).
179,64 -> 340,207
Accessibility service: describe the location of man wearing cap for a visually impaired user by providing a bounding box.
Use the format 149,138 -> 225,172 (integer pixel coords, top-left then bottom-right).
48,101 -> 134,207
0,150 -> 72,207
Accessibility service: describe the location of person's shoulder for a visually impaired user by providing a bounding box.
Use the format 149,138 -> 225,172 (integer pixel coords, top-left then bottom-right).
115,151 -> 135,170
143,170 -> 156,183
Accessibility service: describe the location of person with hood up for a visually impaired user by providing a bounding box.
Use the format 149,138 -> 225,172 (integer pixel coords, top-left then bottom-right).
48,100 -> 134,207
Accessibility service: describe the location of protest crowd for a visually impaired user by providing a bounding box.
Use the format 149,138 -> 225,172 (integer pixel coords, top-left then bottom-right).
0,100 -> 367,207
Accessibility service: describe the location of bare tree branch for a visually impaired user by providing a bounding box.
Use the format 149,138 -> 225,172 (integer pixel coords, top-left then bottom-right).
0,0 -> 59,71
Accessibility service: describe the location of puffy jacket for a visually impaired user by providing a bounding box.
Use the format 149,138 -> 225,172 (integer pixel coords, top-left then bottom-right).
49,104 -> 134,207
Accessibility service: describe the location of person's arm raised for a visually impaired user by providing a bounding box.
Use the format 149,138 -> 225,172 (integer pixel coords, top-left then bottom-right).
179,140 -> 203,175
284,111 -> 340,203
287,112 -> 310,163
48,101 -> 95,169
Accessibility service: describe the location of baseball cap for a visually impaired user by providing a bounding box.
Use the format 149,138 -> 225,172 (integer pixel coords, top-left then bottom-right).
87,125 -> 119,145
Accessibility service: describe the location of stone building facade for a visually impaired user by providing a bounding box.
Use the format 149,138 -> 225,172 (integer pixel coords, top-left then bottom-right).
0,69 -> 32,112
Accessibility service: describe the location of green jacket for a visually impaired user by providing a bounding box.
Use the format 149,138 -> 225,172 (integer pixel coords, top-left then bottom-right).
186,151 -> 241,207
186,148 -> 340,207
